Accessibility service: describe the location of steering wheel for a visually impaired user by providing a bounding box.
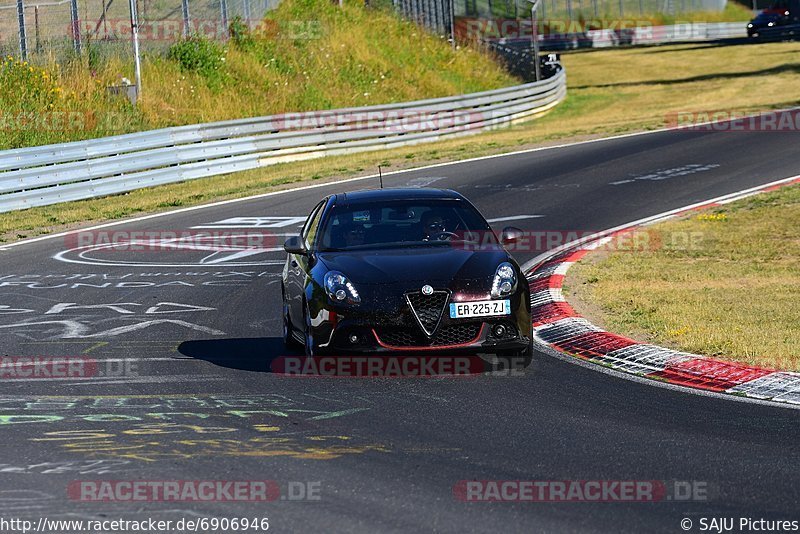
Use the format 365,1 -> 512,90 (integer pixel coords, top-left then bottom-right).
432,231 -> 460,241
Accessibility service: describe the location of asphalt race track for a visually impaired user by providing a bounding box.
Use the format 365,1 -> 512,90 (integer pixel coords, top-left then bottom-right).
1,126 -> 799,533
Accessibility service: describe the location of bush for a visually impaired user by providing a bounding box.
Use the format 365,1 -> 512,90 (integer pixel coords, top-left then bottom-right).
167,37 -> 228,89
0,56 -> 61,111
229,17 -> 255,50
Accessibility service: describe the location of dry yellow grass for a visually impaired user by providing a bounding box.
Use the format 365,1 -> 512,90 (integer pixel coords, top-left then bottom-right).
1,0 -> 517,148
565,185 -> 800,370
2,40 -> 800,242
134,0 -> 518,127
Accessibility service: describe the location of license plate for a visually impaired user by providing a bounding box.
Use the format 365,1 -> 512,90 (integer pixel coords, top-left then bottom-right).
449,299 -> 511,319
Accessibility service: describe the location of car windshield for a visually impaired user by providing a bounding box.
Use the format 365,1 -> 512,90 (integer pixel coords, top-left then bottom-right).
317,198 -> 494,251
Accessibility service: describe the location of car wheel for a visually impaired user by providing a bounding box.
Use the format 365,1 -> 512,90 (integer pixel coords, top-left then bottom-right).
282,304 -> 302,351
303,301 -> 320,357
281,285 -> 302,351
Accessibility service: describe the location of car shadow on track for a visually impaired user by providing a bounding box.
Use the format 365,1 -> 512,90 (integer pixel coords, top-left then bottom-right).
177,337 -> 292,373
177,337 -> 530,377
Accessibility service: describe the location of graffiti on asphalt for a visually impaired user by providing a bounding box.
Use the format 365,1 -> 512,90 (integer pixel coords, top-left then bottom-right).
0,302 -> 224,340
0,394 -> 382,462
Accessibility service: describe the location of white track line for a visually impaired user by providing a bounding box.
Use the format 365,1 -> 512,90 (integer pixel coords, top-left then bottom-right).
521,172 -> 800,272
524,174 -> 800,408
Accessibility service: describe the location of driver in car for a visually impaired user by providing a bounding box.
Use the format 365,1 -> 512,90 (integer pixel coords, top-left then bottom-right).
329,218 -> 367,248
344,224 -> 366,247
421,210 -> 449,241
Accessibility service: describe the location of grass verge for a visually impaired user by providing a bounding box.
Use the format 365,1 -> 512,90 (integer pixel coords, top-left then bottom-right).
0,0 -> 516,149
565,184 -> 800,371
2,40 -> 800,243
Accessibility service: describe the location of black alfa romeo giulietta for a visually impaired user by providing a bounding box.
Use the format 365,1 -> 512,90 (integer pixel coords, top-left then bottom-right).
281,188 -> 532,363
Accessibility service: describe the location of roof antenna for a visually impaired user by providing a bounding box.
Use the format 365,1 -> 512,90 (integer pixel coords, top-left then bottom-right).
378,165 -> 384,189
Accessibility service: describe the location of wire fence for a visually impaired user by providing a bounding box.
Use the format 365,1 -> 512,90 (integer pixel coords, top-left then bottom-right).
392,0 -> 735,44
455,0 -> 727,20
390,0 -> 740,80
0,0 -> 280,64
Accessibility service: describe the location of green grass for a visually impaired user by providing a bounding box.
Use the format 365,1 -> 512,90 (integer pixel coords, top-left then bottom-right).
0,0 -> 517,150
565,185 -> 800,371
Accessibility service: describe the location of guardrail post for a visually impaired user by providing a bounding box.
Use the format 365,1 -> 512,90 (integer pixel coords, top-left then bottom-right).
129,0 -> 142,104
181,0 -> 191,37
528,0 -> 541,82
243,0 -> 252,28
33,5 -> 41,53
448,0 -> 455,47
220,0 -> 229,38
16,0 -> 27,61
70,0 -> 81,55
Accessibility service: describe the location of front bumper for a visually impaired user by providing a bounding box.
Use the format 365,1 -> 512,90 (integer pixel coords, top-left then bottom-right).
308,285 -> 531,354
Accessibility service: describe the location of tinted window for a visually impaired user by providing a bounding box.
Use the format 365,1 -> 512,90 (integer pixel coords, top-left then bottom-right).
318,199 -> 492,251
303,201 -> 326,249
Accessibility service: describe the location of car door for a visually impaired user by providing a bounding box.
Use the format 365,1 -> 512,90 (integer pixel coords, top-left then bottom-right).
287,200 -> 326,327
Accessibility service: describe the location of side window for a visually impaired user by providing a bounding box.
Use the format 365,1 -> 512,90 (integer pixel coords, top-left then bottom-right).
302,201 -> 326,250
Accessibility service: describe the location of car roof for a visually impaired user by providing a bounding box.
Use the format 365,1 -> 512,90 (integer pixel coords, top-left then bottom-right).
331,188 -> 466,206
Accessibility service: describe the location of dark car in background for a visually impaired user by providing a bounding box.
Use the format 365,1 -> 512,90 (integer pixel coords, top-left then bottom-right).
281,188 -> 532,363
748,4 -> 800,38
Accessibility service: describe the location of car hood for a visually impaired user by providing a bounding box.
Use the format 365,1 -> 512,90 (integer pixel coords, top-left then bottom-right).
751,14 -> 780,23
317,246 -> 512,285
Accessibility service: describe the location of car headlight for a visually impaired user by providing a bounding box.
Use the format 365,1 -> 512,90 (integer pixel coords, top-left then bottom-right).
324,271 -> 361,304
491,262 -> 517,298
768,21 -> 774,26
747,23 -> 753,27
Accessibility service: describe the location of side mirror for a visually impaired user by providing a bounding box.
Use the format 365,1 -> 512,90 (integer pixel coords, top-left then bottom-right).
284,236 -> 306,255
500,226 -> 525,246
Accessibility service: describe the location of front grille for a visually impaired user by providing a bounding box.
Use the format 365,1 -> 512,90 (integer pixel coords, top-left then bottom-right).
406,290 -> 449,336
377,329 -> 420,347
431,323 -> 482,346
377,323 -> 482,348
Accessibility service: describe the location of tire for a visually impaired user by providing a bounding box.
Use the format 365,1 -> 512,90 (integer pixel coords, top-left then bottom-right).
281,285 -> 302,351
303,301 -> 320,357
282,305 -> 302,351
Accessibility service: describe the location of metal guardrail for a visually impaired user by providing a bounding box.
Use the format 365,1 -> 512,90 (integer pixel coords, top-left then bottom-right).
0,68 -> 566,213
631,21 -> 747,44
538,21 -> 747,50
